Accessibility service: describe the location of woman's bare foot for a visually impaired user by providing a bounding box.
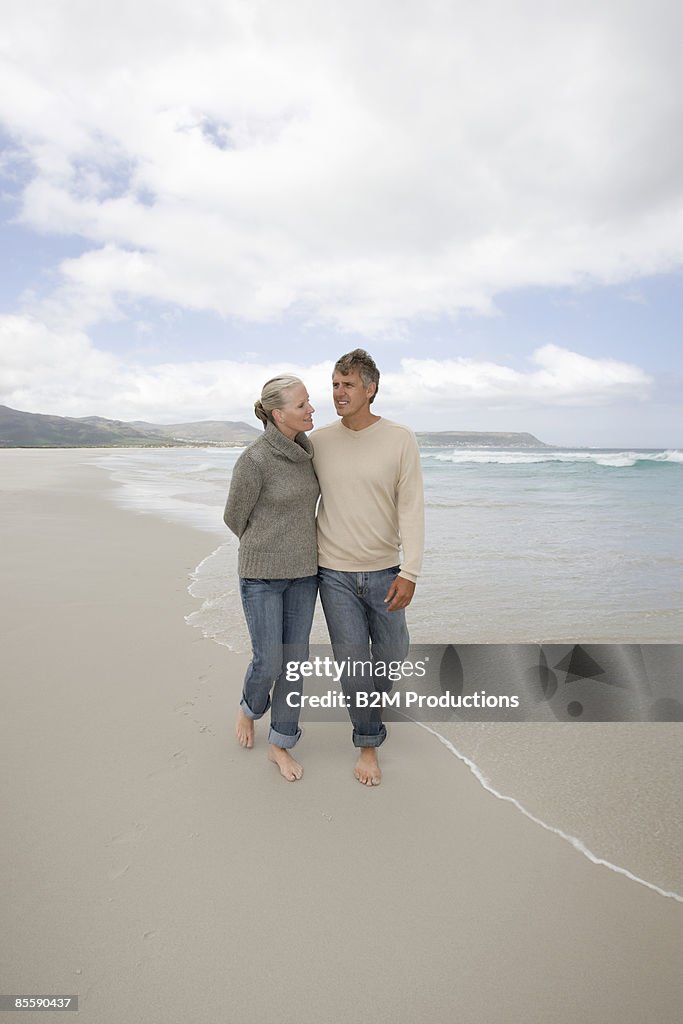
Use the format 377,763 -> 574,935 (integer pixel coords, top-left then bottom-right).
268,744 -> 304,781
235,708 -> 254,748
354,747 -> 381,786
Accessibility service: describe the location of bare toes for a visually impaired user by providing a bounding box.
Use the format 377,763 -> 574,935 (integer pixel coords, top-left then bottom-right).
354,752 -> 381,786
268,746 -> 303,782
235,709 -> 254,748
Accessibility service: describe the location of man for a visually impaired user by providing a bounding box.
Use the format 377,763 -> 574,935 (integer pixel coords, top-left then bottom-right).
311,349 -> 424,786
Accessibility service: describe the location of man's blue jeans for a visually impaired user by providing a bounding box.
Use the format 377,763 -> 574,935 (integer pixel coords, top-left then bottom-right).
318,566 -> 410,748
239,575 -> 318,748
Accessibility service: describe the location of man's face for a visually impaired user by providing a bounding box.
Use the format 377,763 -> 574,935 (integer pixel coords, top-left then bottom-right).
332,367 -> 375,418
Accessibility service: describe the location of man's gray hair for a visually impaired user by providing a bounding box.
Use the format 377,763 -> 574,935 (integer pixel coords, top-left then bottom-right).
334,349 -> 380,405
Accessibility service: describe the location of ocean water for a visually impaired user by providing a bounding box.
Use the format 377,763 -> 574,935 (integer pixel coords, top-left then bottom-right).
91,444 -> 683,650
89,445 -> 683,899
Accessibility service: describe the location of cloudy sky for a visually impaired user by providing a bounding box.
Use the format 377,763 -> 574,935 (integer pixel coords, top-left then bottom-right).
1,0 -> 681,446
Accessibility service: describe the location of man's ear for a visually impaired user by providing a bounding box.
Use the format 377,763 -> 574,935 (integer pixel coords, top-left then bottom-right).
367,382 -> 376,398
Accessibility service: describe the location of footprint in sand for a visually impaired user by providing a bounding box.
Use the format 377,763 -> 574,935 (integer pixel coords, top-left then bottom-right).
192,719 -> 214,735
107,823 -> 148,846
108,863 -> 130,881
146,748 -> 189,779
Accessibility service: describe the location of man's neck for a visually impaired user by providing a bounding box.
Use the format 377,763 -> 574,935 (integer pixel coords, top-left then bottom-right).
341,410 -> 381,432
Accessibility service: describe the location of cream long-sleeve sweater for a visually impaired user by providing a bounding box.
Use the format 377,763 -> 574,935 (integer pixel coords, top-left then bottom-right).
310,418 -> 424,582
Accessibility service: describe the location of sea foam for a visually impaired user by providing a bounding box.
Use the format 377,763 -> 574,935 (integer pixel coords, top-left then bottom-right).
420,447 -> 683,468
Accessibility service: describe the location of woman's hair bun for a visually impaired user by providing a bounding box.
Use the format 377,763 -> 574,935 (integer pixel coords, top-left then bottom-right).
254,399 -> 269,425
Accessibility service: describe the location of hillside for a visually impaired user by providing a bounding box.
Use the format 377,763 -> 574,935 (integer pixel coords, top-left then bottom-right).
415,430 -> 547,448
0,405 -> 548,449
129,419 -> 260,444
0,406 -> 259,448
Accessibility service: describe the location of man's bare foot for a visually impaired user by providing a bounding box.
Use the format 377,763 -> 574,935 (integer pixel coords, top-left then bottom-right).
268,744 -> 304,781
354,747 -> 381,786
235,708 -> 254,748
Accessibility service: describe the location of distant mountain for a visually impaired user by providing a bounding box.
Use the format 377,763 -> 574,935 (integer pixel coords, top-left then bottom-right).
0,404 -> 548,449
129,419 -> 261,444
0,406 -> 259,448
415,430 -> 547,448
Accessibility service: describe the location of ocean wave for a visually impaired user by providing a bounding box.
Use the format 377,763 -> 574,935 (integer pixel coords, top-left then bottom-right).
183,460 -> 225,474
420,448 -> 683,468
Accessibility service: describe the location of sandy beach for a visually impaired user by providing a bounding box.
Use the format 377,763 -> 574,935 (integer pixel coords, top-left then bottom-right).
2,449 -> 682,1024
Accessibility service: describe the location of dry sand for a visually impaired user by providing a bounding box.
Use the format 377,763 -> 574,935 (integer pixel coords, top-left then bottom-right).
1,450 -> 682,1023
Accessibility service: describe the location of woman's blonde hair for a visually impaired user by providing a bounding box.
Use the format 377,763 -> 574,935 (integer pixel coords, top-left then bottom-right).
254,375 -> 303,428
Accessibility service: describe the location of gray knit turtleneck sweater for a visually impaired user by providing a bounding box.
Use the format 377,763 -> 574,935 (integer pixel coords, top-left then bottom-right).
223,421 -> 319,579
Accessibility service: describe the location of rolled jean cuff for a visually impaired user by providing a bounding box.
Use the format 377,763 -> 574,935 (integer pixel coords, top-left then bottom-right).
352,724 -> 387,748
268,725 -> 301,749
240,694 -> 270,720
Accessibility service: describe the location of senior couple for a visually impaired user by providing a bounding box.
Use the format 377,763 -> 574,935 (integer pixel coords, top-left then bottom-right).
223,349 -> 424,786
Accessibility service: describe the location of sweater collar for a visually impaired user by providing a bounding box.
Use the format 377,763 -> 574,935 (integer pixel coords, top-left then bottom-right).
264,420 -> 313,461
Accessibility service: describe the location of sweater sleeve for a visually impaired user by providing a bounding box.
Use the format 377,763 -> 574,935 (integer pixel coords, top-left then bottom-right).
223,454 -> 263,538
396,433 -> 424,583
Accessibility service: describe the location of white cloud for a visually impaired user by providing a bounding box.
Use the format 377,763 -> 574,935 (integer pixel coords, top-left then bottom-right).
0,314 -> 120,415
386,345 -> 651,408
0,0 -> 679,445
0,311 -> 333,419
0,309 -> 651,427
1,0 -> 682,332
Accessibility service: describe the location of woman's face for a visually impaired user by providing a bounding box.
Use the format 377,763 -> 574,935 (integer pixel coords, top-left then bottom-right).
274,383 -> 315,439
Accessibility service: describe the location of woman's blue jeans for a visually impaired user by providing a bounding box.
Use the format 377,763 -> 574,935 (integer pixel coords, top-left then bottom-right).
239,575 -> 318,748
318,566 -> 410,747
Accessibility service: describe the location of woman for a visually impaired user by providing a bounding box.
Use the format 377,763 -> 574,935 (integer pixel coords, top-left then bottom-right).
223,375 -> 319,781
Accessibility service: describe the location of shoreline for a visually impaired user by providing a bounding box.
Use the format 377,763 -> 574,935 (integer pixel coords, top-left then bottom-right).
414,720 -> 683,903
2,449 -> 682,1023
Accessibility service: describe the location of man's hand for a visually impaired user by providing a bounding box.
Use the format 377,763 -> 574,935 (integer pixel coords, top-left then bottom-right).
384,575 -> 415,611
